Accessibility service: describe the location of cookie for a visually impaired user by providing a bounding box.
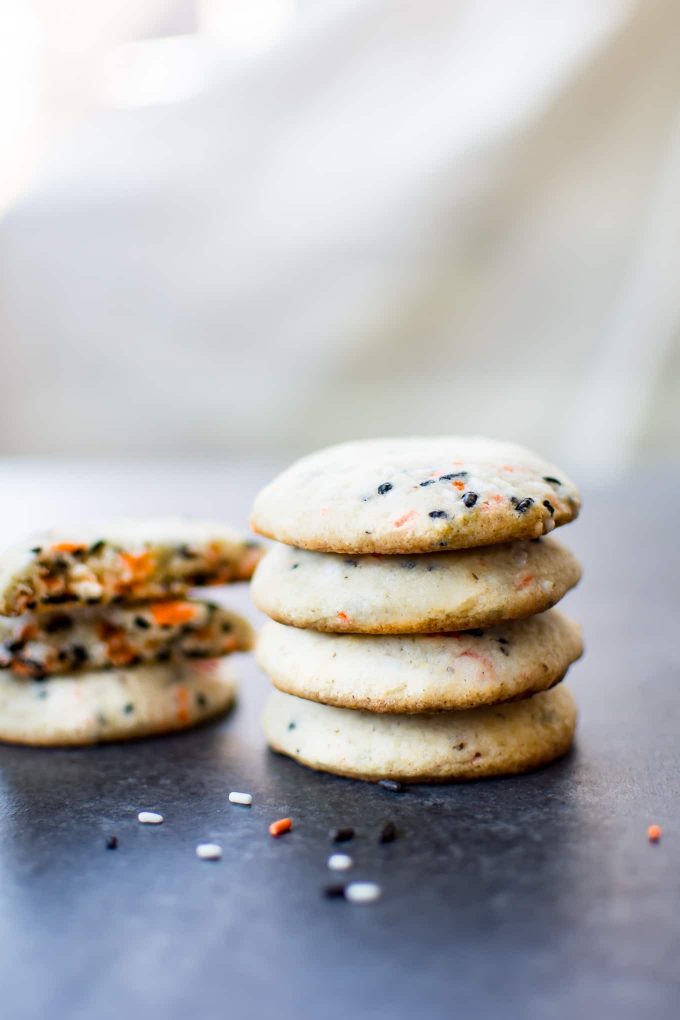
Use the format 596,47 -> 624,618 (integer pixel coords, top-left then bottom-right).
0,518 -> 263,616
257,610 -> 582,713
251,437 -> 579,553
0,657 -> 236,746
251,537 -> 580,633
0,599 -> 253,679
264,685 -> 576,782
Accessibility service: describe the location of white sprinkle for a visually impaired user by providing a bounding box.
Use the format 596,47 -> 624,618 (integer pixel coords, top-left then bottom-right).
137,811 -> 164,825
539,578 -> 554,594
345,881 -> 382,904
229,791 -> 253,806
196,843 -> 222,861
328,853 -> 353,872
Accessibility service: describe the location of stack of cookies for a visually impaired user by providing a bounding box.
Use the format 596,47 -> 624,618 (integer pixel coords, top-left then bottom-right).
251,437 -> 583,783
0,519 -> 261,746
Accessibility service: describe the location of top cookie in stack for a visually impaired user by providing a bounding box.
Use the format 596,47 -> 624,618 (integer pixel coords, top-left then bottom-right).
251,437 -> 583,783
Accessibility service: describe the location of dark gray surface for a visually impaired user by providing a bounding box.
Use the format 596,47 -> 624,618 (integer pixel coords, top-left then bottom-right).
0,463 -> 678,1020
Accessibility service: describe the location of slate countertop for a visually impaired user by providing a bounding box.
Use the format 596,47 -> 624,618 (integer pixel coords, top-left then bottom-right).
0,459 -> 677,1020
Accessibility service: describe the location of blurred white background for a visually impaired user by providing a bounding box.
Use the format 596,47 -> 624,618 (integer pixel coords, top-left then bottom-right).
1,0 -> 679,478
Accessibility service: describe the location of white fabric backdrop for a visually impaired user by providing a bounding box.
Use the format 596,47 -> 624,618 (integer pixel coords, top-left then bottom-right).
1,0 -> 679,476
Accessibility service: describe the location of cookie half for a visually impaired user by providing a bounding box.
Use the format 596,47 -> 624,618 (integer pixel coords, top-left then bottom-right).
0,658 -> 236,746
0,518 -> 263,616
264,686 -> 577,782
251,537 -> 580,633
257,611 -> 582,713
0,600 -> 253,678
251,437 -> 579,554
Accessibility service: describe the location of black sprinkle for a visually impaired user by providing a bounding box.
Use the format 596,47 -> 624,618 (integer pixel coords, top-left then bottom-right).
378,779 -> 404,792
287,721 -> 296,731
134,615 -> 150,629
379,822 -> 397,844
6,639 -> 25,653
497,637 -> 510,644
515,498 -> 535,514
329,827 -> 354,843
439,471 -> 468,481
543,500 -> 555,515
428,510 -> 448,519
419,479 -> 436,487
462,492 -> 478,508
44,614 -> 73,634
323,884 -> 347,899
401,561 -> 417,570
105,836 -> 118,850
290,563 -> 300,570
21,659 -> 46,678
343,559 -> 358,567
123,703 -> 134,715
543,476 -> 561,486
30,547 -> 43,555
71,644 -> 89,665
88,540 -> 106,555
467,628 -> 485,637
377,483 -> 393,495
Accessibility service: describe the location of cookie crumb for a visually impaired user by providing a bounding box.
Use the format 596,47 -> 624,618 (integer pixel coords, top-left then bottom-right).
647,824 -> 662,843
137,811 -> 164,825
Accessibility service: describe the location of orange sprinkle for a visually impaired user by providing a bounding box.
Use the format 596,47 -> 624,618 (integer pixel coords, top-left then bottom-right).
175,685 -> 190,725
269,818 -> 292,837
337,611 -> 348,622
50,542 -> 86,554
516,573 -> 534,590
647,824 -> 662,843
149,600 -> 198,627
453,480 -> 465,491
119,550 -> 155,583
394,509 -> 417,528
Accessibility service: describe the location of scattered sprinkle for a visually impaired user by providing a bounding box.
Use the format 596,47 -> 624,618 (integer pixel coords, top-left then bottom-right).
377,483 -> 393,495
324,883 -> 347,899
269,817 -> 293,837
196,843 -> 222,861
647,824 -> 662,843
137,811 -> 164,825
328,853 -> 353,872
229,791 -> 253,806
462,491 -> 478,508
345,882 -> 382,904
105,835 -> 118,850
329,826 -> 354,843
379,822 -> 397,844
428,510 -> 448,519
378,779 -> 404,792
